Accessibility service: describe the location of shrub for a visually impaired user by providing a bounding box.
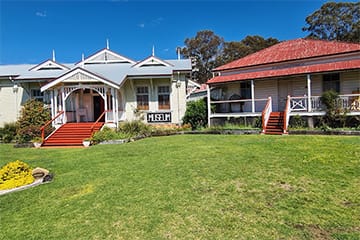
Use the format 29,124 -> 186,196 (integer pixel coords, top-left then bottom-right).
0,122 -> 18,143
91,127 -> 129,144
16,99 -> 51,143
289,115 -> 306,129
118,120 -> 152,137
320,90 -> 346,128
182,98 -> 208,130
0,160 -> 34,190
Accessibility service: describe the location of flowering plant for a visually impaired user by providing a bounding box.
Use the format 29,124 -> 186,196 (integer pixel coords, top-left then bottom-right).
0,160 -> 34,190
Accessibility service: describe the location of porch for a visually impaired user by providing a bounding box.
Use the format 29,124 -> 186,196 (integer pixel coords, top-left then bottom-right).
208,93 -> 360,132
46,85 -> 124,129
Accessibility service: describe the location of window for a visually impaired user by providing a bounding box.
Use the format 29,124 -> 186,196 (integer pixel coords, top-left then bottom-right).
136,86 -> 149,110
31,89 -> 44,102
158,86 -> 170,110
323,73 -> 340,93
240,81 -> 252,99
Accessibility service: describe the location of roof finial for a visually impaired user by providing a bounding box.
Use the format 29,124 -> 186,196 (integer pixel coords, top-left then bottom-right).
106,39 -> 110,49
176,47 -> 181,60
152,45 -> 155,56
52,49 -> 56,61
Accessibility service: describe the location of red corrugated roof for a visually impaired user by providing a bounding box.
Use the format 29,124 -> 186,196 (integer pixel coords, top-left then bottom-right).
215,39 -> 360,71
208,59 -> 360,84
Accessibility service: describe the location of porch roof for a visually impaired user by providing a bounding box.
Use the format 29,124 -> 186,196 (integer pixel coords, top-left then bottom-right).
207,59 -> 360,84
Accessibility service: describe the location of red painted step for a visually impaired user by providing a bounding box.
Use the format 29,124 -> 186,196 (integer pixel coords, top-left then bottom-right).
42,122 -> 104,146
264,112 -> 285,135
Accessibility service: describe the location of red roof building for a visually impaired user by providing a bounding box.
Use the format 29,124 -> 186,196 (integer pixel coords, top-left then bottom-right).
206,39 -> 360,133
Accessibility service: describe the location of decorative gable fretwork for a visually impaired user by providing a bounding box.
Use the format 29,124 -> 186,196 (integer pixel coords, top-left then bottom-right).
64,72 -> 99,83
40,67 -> 119,92
132,56 -> 173,68
29,59 -> 69,71
78,49 -> 136,65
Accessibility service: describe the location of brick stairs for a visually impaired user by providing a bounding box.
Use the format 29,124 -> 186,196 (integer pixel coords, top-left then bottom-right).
42,122 -> 104,147
264,112 -> 284,135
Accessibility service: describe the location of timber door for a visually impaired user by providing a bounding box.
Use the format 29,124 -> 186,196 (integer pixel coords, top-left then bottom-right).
278,80 -> 292,111
93,96 -> 105,122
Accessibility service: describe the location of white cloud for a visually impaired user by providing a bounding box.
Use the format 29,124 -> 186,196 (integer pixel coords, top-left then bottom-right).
151,17 -> 163,26
137,23 -> 145,28
35,11 -> 47,17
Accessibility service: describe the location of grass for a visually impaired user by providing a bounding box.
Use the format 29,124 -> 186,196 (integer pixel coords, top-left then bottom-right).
0,135 -> 359,240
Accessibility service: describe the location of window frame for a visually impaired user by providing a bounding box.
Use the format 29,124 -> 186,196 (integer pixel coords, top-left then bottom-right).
31,89 -> 44,102
157,85 -> 170,110
136,86 -> 149,110
240,81 -> 252,99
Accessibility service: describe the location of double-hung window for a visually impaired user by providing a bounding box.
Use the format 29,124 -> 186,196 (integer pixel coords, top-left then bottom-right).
31,89 -> 44,102
158,86 -> 170,110
136,86 -> 149,110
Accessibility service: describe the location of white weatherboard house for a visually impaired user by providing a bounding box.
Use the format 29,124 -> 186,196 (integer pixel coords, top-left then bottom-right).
0,46 -> 191,146
207,39 -> 360,134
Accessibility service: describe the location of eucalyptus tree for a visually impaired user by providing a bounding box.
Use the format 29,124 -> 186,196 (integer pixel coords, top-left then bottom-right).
181,30 -> 224,84
302,2 -> 360,43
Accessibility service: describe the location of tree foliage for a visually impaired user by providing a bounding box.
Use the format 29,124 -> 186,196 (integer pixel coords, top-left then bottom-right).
302,2 -> 360,43
217,35 -> 279,66
181,31 -> 279,83
16,99 -> 51,143
320,90 -> 347,128
181,30 -> 224,84
182,98 -> 208,130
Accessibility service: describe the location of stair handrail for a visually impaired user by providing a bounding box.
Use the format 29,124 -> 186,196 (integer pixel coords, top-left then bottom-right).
90,110 -> 110,135
283,95 -> 291,134
261,96 -> 272,133
40,111 -> 65,142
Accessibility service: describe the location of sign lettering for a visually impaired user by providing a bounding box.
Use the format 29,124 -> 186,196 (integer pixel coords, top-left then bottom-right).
147,112 -> 171,123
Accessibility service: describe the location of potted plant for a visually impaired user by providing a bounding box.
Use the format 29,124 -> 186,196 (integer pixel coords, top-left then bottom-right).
82,138 -> 91,147
31,137 -> 43,148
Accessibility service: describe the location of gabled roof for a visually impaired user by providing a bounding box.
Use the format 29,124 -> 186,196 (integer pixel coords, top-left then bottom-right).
41,67 -> 119,92
132,55 -> 173,68
215,39 -> 360,71
77,48 -> 136,65
29,59 -> 70,71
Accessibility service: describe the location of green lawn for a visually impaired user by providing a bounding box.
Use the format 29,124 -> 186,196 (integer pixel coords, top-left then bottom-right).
0,135 -> 359,240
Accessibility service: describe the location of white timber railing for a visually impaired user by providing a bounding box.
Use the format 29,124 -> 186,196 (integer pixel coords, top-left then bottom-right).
261,97 -> 272,133
290,94 -> 360,112
283,95 -> 291,134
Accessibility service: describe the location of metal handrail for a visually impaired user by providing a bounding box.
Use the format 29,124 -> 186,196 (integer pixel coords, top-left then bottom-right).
261,97 -> 272,133
40,111 -> 64,142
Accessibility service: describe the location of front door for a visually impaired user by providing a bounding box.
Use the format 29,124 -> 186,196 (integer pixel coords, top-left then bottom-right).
278,80 -> 292,111
93,96 -> 105,122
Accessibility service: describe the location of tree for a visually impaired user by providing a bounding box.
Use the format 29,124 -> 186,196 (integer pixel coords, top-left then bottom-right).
217,35 -> 279,66
181,31 -> 279,83
16,99 -> 51,143
181,30 -> 224,84
241,35 -> 279,53
302,2 -> 360,43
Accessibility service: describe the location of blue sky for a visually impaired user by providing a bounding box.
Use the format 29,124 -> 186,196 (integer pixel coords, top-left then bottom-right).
0,0 -> 340,64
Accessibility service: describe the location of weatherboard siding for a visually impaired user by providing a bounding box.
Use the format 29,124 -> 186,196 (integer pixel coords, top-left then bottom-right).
255,79 -> 279,111
341,71 -> 360,94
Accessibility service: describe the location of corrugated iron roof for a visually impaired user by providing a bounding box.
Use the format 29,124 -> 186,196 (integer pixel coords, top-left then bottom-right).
208,59 -> 360,84
215,39 -> 360,71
